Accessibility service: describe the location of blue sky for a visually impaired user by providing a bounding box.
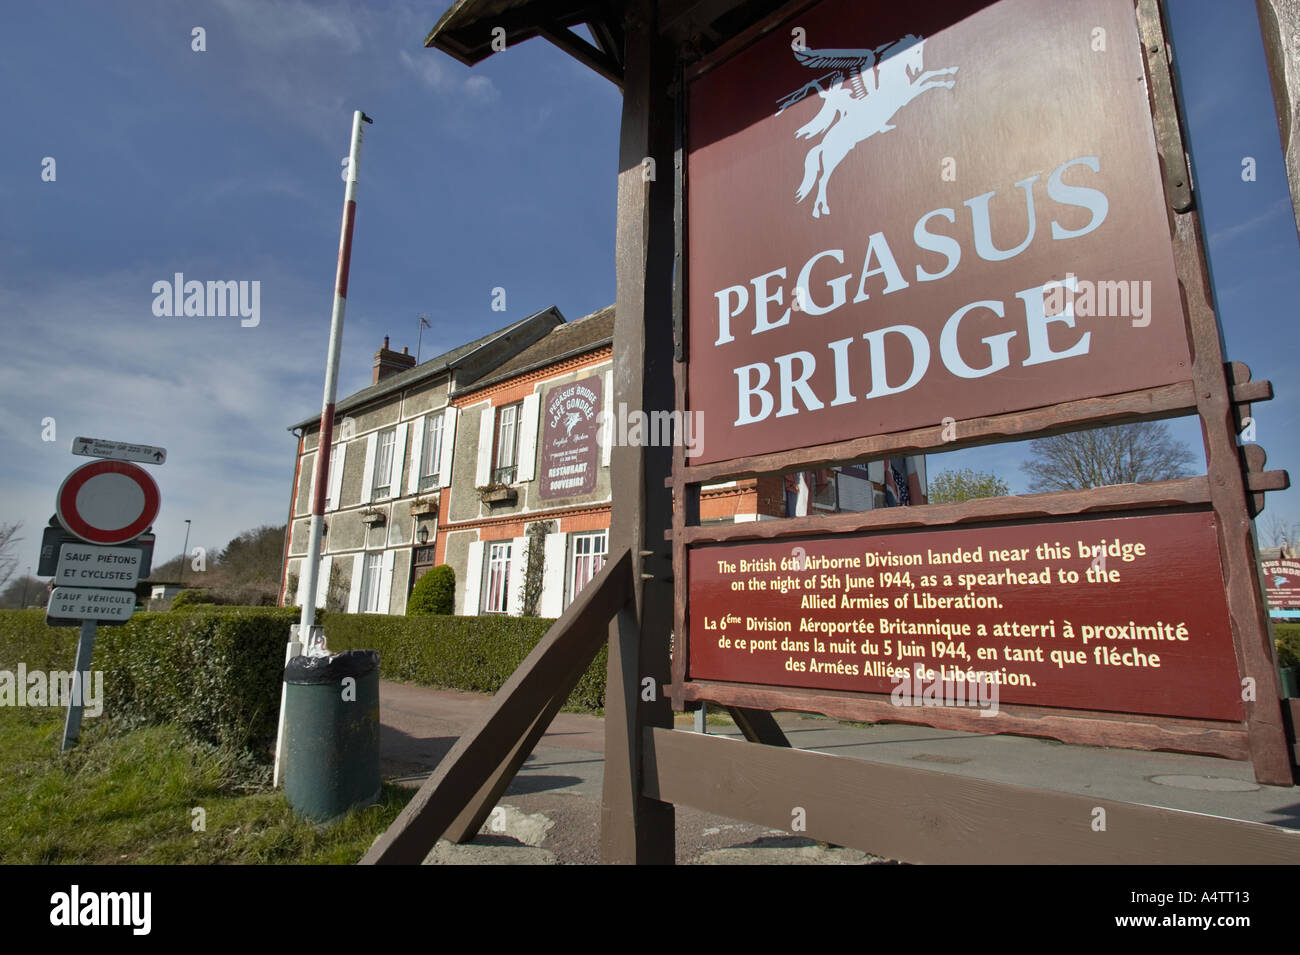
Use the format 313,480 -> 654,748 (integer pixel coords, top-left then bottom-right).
0,0 -> 1296,575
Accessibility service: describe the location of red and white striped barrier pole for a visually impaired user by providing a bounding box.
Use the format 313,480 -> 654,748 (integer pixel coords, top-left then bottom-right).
275,109 -> 372,786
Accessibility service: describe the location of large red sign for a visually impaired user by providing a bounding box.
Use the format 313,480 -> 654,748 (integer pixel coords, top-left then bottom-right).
686,0 -> 1190,465
688,511 -> 1242,721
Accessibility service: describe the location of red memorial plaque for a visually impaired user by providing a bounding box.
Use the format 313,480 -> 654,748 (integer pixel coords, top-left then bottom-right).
688,511 -> 1242,721
686,0 -> 1190,465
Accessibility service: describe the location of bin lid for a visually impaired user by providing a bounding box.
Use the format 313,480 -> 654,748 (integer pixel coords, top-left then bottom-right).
285,648 -> 379,684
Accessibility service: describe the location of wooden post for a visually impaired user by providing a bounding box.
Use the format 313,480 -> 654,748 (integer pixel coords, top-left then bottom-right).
601,0 -> 677,864
1256,0 -> 1300,243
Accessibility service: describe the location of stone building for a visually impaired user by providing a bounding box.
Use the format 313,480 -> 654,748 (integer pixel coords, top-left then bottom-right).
282,303 -> 926,617
280,307 -> 563,614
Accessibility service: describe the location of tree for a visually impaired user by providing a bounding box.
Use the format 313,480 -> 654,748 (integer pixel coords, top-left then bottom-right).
1020,422 -> 1195,492
0,522 -> 22,592
928,468 -> 1011,504
0,574 -> 46,609
1263,514 -> 1294,553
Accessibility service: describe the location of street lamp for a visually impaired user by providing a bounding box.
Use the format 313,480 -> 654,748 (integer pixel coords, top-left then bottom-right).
180,519 -> 192,585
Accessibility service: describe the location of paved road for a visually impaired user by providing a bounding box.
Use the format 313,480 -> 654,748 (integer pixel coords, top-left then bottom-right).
377,680 -> 1300,864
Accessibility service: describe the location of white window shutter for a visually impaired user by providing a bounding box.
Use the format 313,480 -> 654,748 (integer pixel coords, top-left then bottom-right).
327,441 -> 347,511
361,432 -> 378,504
539,532 -> 568,617
407,415 -> 425,495
602,369 -> 613,467
347,554 -> 364,612
463,540 -> 484,615
389,422 -> 407,496
475,406 -> 494,486
516,393 -> 540,483
506,535 -> 529,615
440,407 -> 457,483
315,555 -> 332,609
379,549 -> 396,615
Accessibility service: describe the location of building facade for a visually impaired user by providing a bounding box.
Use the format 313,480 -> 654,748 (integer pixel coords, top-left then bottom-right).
280,307 -> 564,614
282,303 -> 928,618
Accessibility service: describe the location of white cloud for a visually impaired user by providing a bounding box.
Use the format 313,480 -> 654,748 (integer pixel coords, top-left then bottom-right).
0,268 -> 326,576
399,49 -> 498,100
213,0 -> 369,55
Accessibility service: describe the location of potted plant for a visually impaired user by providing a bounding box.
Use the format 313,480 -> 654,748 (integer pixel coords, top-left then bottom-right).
409,496 -> 438,517
477,482 -> 518,505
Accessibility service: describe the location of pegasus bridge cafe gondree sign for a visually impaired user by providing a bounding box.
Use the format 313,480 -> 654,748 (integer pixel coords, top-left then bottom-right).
668,0 -> 1293,782
685,0 -> 1189,466
540,376 -> 603,500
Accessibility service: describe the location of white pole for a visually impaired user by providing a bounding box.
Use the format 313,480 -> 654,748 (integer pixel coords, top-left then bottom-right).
274,109 -> 372,787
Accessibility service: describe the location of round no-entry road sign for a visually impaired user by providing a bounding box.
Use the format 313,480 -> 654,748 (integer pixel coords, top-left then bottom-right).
56,460 -> 161,545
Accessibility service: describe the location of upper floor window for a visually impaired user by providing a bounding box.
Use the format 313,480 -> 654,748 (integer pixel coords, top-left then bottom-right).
421,414 -> 444,490
494,402 -> 521,485
372,427 -> 396,499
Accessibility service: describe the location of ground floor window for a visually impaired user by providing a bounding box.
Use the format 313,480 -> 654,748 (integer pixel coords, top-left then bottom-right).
569,530 -> 608,606
361,551 -> 383,613
484,540 -> 512,613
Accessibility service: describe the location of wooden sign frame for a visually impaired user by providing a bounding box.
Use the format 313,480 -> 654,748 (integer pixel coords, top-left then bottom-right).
667,0 -> 1293,785
365,0 -> 1300,867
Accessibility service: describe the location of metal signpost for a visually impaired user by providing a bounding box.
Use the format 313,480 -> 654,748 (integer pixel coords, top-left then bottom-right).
272,109 -> 373,788
49,440 -> 164,750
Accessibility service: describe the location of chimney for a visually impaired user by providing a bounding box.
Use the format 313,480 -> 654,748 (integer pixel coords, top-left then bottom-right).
373,335 -> 416,384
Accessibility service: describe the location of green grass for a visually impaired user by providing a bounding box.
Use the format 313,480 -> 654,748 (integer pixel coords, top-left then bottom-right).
0,706 -> 413,865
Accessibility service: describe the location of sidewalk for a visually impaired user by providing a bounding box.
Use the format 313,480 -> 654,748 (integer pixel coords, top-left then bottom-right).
378,680 -> 1300,864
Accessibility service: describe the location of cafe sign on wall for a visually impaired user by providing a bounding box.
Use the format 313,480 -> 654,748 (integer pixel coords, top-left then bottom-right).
539,376 -> 603,500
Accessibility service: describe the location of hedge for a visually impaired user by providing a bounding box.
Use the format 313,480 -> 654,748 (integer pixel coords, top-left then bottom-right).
0,608 -> 605,759
1275,623 -> 1300,669
0,607 -> 293,760
321,612 -> 605,712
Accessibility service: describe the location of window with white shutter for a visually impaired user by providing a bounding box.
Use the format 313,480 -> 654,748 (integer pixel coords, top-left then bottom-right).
568,531 -> 608,606
421,413 -> 444,490
483,541 -> 512,614
372,428 -> 396,499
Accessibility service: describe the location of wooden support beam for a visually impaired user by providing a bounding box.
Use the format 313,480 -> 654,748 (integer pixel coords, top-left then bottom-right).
601,0 -> 678,865
360,549 -> 631,864
678,380 -> 1199,485
726,706 -> 791,746
675,680 -> 1252,760
538,23 -> 625,86
1147,0 -> 1292,785
673,477 -> 1212,546
443,632 -> 604,843
643,727 -> 1300,863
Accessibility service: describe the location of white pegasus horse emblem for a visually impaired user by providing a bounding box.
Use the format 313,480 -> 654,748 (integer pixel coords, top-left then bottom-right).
777,34 -> 958,218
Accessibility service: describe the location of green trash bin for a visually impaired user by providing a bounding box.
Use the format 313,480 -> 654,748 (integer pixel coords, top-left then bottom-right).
283,649 -> 381,823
